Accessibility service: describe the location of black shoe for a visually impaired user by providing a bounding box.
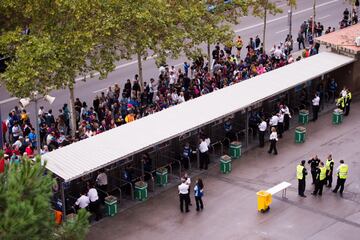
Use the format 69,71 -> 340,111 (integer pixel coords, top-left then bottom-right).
332,190 -> 337,193
189,203 -> 192,206
311,192 -> 316,196
340,193 -> 343,197
319,193 -> 322,196
196,208 -> 200,211
300,194 -> 307,198
186,210 -> 190,213
326,185 -> 331,188
268,151 -> 271,154
274,152 -> 278,155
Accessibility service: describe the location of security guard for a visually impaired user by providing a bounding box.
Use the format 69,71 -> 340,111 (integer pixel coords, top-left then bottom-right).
336,96 -> 345,111
312,161 -> 326,196
308,155 -> 320,185
325,154 -> 334,188
344,88 -> 352,116
333,160 -> 348,197
258,118 -> 267,148
297,160 -> 308,197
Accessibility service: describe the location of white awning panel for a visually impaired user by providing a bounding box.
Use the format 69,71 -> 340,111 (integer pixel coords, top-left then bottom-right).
43,52 -> 355,182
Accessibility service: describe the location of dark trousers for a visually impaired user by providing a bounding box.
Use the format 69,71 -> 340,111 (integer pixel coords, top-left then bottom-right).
182,156 -> 190,170
200,152 -> 209,170
311,170 -> 317,184
284,114 -> 290,131
298,179 -> 306,196
195,196 -> 203,211
268,139 -> 277,154
344,103 -> 351,116
179,193 -> 189,212
333,177 -> 346,194
97,185 -> 107,204
89,200 -> 102,221
313,180 -> 324,195
259,130 -> 265,147
278,122 -> 284,138
312,105 -> 319,121
326,170 -> 333,187
298,40 -> 305,49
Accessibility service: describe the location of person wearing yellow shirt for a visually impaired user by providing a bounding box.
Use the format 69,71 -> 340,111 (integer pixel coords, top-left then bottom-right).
332,160 -> 348,197
125,113 -> 135,123
312,161 -> 326,196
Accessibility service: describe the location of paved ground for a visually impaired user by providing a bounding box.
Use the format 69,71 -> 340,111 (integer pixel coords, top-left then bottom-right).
87,99 -> 360,240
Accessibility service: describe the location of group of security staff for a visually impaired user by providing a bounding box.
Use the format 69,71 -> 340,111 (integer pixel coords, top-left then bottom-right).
297,154 -> 349,198
336,87 -> 352,116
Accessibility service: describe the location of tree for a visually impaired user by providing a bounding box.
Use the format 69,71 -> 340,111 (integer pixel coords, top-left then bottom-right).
0,156 -> 90,240
250,0 -> 283,52
0,0 -> 123,135
178,0 -> 248,73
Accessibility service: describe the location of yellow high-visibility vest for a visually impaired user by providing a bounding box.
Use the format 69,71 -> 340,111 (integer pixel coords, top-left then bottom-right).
319,167 -> 327,181
297,165 -> 304,180
339,164 -> 348,179
326,159 -> 334,171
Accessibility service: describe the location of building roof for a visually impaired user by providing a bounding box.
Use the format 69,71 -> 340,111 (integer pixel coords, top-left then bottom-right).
316,24 -> 360,55
43,52 -> 355,182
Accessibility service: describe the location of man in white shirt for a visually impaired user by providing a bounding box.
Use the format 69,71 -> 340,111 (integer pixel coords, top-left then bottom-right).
269,113 -> 279,129
268,127 -> 278,155
277,112 -> 284,138
96,170 -> 108,203
88,183 -> 102,221
199,138 -> 209,170
312,93 -> 320,121
178,178 -> 190,212
258,118 -> 267,148
75,191 -> 90,209
280,104 -> 291,131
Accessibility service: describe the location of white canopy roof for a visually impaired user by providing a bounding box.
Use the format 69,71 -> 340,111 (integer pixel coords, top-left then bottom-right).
43,52 -> 354,182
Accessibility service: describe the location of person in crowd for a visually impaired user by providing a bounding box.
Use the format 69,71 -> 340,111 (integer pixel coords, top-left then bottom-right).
184,172 -> 192,206
268,127 -> 278,155
258,118 -> 267,148
96,170 -> 108,204
199,137 -> 209,170
311,93 -> 320,121
325,154 -> 334,188
308,155 -> 320,185
194,178 -> 204,211
75,190 -> 90,210
332,160 -> 348,197
178,178 -> 190,213
297,160 -> 308,197
312,161 -> 326,196
87,183 -> 102,221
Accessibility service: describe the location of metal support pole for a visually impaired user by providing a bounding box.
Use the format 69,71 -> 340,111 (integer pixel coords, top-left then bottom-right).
60,181 -> 67,221
34,98 -> 41,153
245,108 -> 249,149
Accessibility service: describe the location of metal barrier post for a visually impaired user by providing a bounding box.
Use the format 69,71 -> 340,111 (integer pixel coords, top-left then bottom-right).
245,108 -> 249,148
60,181 -> 66,222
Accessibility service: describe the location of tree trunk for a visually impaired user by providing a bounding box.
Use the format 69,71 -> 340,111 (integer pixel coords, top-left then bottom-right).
263,8 -> 267,53
137,53 -> 144,91
207,40 -> 212,74
68,86 -> 76,137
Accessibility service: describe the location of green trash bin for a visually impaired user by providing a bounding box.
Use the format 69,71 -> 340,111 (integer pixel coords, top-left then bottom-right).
156,168 -> 168,186
295,126 -> 306,143
332,109 -> 343,125
135,181 -> 148,201
229,141 -> 242,159
220,155 -> 232,174
298,109 -> 309,125
104,195 -> 118,217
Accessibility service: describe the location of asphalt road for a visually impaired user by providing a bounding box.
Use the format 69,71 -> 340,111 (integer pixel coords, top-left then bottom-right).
0,0 -> 351,121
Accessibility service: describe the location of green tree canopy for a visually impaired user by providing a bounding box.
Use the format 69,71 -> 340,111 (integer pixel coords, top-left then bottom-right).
0,156 -> 90,240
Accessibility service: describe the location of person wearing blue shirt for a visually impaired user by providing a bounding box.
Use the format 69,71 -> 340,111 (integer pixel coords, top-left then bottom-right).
182,143 -> 192,170
28,127 -> 37,148
194,178 -> 204,211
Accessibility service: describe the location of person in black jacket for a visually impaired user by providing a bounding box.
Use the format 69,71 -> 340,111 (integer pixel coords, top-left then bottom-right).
308,155 -> 320,185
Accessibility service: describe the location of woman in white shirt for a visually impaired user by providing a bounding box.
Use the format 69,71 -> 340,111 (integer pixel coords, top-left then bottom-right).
268,127 -> 278,155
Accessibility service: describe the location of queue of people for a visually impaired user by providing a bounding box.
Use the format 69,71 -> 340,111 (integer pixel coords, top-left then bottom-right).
297,155 -> 349,197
